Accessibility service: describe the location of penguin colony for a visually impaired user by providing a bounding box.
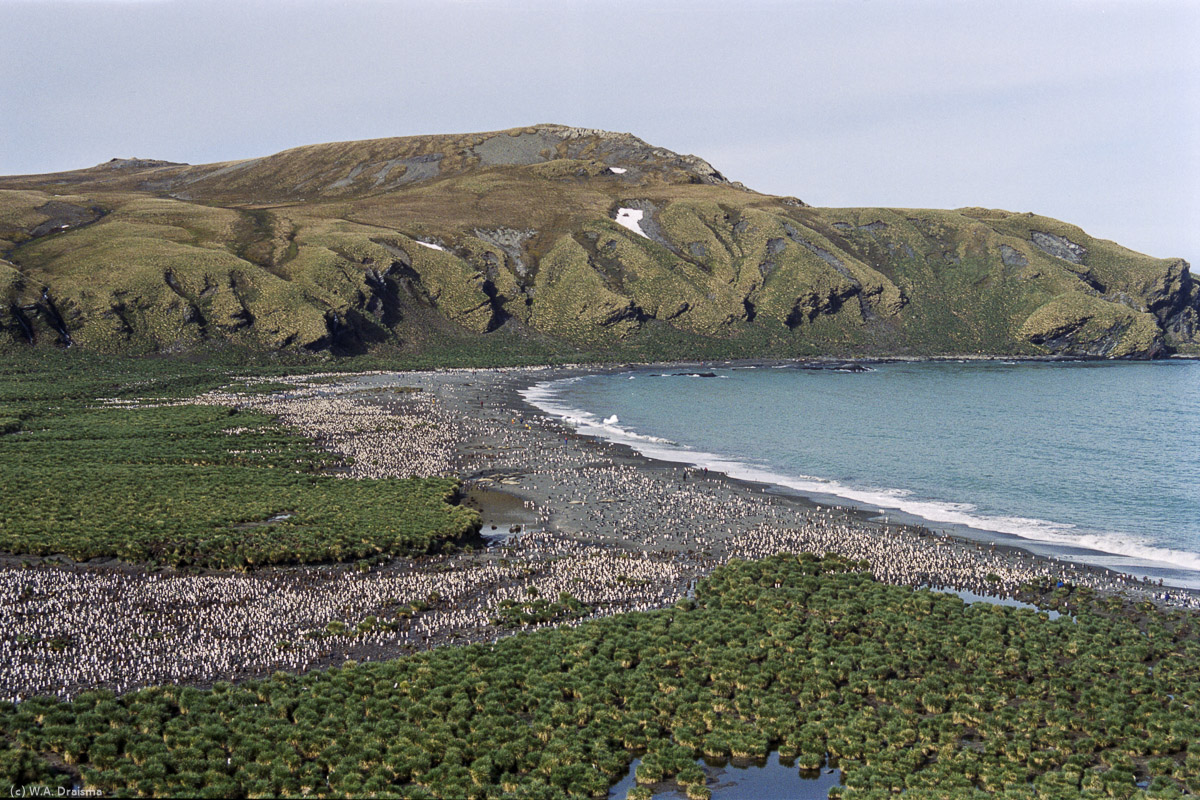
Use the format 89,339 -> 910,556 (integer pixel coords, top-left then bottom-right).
3,368 -> 1193,702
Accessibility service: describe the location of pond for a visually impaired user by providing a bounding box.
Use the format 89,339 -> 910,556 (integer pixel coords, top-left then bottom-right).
608,752 -> 842,799
939,587 -> 1063,620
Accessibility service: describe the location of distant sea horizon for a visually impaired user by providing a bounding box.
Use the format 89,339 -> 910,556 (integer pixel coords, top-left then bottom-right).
521,359 -> 1200,591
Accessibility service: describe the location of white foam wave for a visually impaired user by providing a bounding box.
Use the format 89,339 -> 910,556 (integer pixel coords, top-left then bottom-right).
519,380 -> 674,446
521,376 -> 1200,574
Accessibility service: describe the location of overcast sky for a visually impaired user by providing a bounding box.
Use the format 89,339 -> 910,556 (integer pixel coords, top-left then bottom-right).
2,0 -> 1197,261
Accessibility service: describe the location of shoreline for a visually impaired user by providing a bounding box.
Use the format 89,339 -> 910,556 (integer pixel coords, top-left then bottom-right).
511,359 -> 1200,592
2,362 -> 1197,703
425,363 -> 1198,608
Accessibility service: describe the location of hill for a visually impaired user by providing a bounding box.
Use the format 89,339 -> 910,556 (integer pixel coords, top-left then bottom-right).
1,124 -> 1196,360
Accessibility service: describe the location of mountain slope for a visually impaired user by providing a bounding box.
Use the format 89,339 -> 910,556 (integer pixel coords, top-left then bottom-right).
1,124 -> 1195,360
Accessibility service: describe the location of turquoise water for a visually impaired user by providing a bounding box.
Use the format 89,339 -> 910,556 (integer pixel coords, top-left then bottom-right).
522,361 -> 1200,589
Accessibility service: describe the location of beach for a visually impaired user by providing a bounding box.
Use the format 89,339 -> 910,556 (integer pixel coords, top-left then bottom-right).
2,363 -> 1196,703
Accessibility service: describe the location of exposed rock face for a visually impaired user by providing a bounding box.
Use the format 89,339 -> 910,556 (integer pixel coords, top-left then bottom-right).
0,128 -> 1194,360
999,245 -> 1028,268
30,201 -> 104,237
1145,259 -> 1198,348
472,228 -> 536,276
104,158 -> 185,170
535,125 -> 728,184
1031,231 -> 1088,264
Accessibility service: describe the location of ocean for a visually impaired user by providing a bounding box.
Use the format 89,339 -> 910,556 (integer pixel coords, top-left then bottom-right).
521,360 -> 1200,590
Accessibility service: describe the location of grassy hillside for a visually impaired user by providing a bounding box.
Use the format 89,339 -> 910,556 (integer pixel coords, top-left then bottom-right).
2,125 -> 1195,361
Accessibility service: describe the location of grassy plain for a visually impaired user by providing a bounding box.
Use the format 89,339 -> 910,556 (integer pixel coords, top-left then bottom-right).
0,354 -> 477,568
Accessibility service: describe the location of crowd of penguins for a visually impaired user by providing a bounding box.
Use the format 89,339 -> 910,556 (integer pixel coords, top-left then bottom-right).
2,369 -> 1193,703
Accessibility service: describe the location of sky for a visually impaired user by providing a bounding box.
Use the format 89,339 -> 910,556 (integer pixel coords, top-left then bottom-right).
2,0 -> 1197,261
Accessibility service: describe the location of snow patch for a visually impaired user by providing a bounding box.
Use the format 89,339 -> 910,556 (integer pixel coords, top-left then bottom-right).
615,208 -> 649,239
609,167 -> 628,174
416,240 -> 445,251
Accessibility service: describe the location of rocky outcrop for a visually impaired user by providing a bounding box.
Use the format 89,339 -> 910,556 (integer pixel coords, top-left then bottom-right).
1030,230 -> 1087,265
1144,259 -> 1198,348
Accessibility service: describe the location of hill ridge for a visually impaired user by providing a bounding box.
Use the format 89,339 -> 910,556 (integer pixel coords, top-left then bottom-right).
0,126 -> 1195,361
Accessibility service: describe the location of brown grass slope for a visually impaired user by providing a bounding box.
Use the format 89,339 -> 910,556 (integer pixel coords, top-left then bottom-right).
1,124 -> 1195,360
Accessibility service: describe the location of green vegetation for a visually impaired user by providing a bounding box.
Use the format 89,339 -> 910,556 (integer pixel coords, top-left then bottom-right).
3,554 -> 1197,797
2,125 -> 1194,361
0,354 -> 477,568
1018,293 -> 1160,358
494,592 -> 589,627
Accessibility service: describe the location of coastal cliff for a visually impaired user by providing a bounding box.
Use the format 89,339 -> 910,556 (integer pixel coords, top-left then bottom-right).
1,124 -> 1195,360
